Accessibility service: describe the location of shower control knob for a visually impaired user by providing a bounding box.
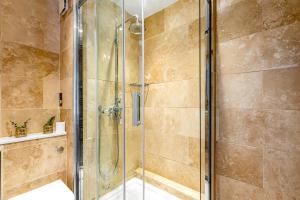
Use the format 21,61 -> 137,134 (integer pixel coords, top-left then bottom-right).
56,146 -> 65,153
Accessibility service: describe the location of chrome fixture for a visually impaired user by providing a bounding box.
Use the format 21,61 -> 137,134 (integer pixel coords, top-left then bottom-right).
132,92 -> 141,126
97,14 -> 143,181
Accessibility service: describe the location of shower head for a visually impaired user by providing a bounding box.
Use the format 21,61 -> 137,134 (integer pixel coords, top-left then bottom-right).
129,16 -> 142,35
116,15 -> 143,35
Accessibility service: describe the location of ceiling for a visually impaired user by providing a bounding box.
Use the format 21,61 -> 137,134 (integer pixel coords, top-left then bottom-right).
111,0 -> 177,18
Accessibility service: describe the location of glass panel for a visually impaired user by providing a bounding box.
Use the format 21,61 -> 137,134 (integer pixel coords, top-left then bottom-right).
123,0 -> 144,199
79,0 -> 206,199
143,0 -> 202,199
80,1 -> 99,199
96,0 -> 124,199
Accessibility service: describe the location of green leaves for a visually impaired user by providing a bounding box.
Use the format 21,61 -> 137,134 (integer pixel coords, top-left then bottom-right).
45,116 -> 56,126
10,118 -> 31,128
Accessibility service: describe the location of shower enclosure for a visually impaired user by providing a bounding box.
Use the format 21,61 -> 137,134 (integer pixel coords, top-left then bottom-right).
74,0 -> 214,199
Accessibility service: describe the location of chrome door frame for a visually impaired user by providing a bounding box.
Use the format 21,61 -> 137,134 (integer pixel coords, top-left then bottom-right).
73,0 -> 86,199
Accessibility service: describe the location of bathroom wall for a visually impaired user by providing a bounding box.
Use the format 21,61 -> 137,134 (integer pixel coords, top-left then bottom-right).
216,0 -> 300,199
144,0 -> 201,191
1,136 -> 67,199
0,0 -> 60,137
0,0 -> 71,198
59,0 -> 74,190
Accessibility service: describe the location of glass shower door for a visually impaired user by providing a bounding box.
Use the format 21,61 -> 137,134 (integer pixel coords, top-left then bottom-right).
96,0 -> 124,199
78,1 -> 99,200
96,0 -> 144,199
76,0 -> 207,200
77,0 -> 145,199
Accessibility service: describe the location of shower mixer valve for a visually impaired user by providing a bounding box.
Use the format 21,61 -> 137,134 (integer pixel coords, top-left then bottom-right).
99,104 -> 122,119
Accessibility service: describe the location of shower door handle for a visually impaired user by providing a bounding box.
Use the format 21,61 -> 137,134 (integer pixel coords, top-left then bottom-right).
132,92 -> 141,126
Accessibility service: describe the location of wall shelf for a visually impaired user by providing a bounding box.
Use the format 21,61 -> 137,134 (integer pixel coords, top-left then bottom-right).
0,132 -> 66,146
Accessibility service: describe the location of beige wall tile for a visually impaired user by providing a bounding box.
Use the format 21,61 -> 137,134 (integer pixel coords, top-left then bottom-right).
84,39 -> 97,80
0,41 -> 59,109
86,79 -> 96,111
44,22 -> 60,53
146,79 -> 200,108
145,131 -> 190,165
60,12 -> 73,52
1,75 -> 43,109
146,131 -> 200,169
43,72 -> 60,109
146,20 -> 198,53
164,108 -> 200,138
263,149 -> 300,199
83,138 -> 97,168
218,21 -> 300,74
83,79 -> 97,140
219,109 -> 265,147
261,21 -> 300,70
188,137 -> 201,169
260,0 -> 300,30
3,136 -> 62,150
164,0 -> 199,31
83,166 -> 97,200
145,49 -> 199,83
98,80 -> 115,108
216,142 -> 263,187
145,107 -> 200,138
145,11 -> 165,39
216,175 -> 264,200
145,153 -> 200,191
264,109 -> 300,152
85,106 -> 97,140
60,47 -> 74,80
97,38 -> 116,82
216,0 -> 300,198
219,108 -> 300,152
262,67 -> 300,110
218,72 -> 262,109
60,77 -> 73,109
125,132 -> 141,173
217,33 -> 264,74
0,41 -> 59,78
145,22 -> 198,74
217,0 -> 262,42
60,109 -> 74,189
3,136 -> 66,197
0,0 -> 59,52
82,2 -> 97,81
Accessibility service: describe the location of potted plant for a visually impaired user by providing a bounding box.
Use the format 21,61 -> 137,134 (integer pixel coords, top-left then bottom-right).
43,116 -> 56,134
10,119 -> 30,138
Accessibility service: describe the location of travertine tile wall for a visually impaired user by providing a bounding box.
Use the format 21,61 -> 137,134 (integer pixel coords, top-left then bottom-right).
2,136 -> 67,199
144,0 -> 201,192
0,0 -> 71,198
60,0 -> 74,190
0,0 -> 60,137
216,0 -> 300,199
